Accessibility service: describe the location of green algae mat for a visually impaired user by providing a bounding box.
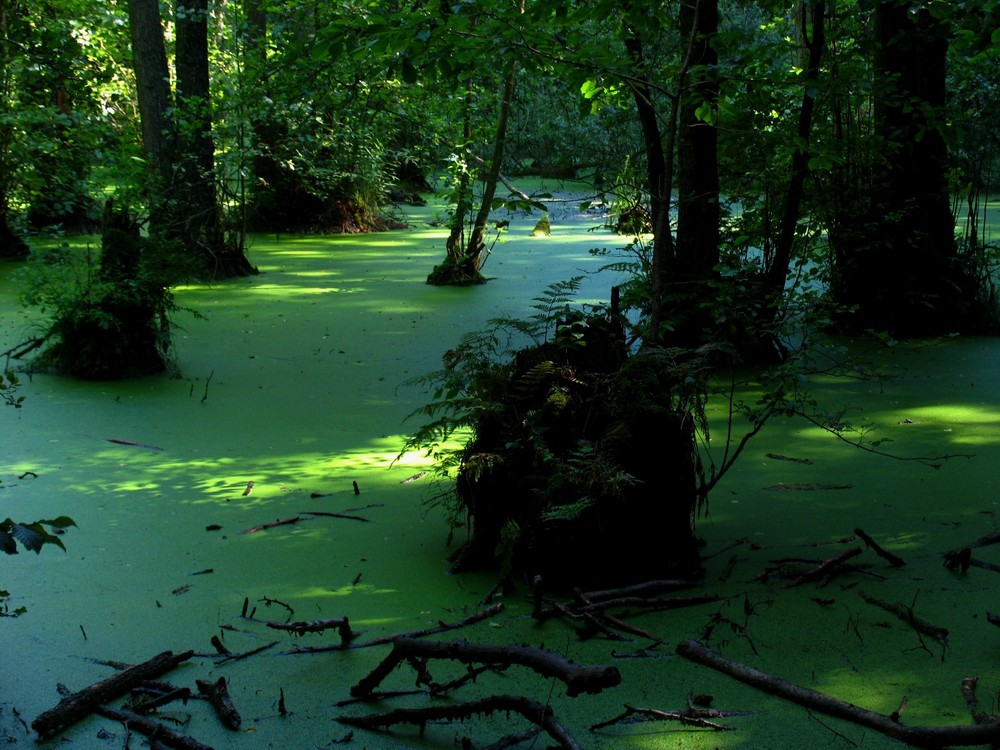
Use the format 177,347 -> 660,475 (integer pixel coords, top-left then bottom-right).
3,204 -> 1000,748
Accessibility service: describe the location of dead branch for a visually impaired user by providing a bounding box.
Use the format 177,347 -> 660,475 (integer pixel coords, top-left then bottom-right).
300,510 -> 371,522
786,546 -> 862,587
575,593 -> 723,615
288,603 -> 505,654
854,528 -> 906,567
239,516 -> 300,534
130,686 -> 193,714
677,639 -> 1000,747
32,650 -> 195,740
961,677 -> 1000,725
857,590 -> 949,650
338,694 -> 583,750
350,637 -> 621,699
590,702 -> 738,732
266,616 -> 356,644
95,704 -> 213,750
578,579 -> 701,602
196,677 -> 241,730
215,641 -> 279,665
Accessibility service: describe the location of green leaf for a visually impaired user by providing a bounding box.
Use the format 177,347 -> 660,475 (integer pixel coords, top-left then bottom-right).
11,524 -> 45,553
0,530 -> 16,555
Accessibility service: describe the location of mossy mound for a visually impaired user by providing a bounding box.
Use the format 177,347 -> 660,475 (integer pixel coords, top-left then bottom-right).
449,313 -> 704,589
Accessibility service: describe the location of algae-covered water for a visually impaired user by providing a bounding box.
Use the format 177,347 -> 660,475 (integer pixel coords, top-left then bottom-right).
3,196 -> 1000,749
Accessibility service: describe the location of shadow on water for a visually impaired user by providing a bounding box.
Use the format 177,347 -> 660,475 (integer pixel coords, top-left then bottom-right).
2,204 -> 1000,747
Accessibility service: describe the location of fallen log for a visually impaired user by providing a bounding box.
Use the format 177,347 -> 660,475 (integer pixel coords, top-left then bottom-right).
239,516 -> 300,534
266,616 -> 356,644
32,649 -> 195,740
196,677 -> 241,730
857,590 -> 949,650
350,637 -> 621,699
95,704 -> 213,750
677,639 -> 1000,747
288,603 -> 504,654
338,694 -> 582,750
854,528 -> 906,567
786,546 -> 862,587
590,702 -> 740,732
300,510 -> 371,522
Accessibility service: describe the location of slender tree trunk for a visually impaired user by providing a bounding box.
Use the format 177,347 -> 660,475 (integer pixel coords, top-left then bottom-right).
175,0 -> 218,250
430,71 -> 515,287
765,1 -> 825,295
127,0 -> 176,236
675,0 -> 719,284
466,69 -> 516,259
444,79 -> 475,263
176,0 -> 254,277
0,0 -> 29,258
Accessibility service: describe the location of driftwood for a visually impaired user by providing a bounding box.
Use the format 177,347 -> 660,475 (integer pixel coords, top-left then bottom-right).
338,694 -> 582,750
350,637 -> 621,699
786,546 -> 862,587
95,704 -> 213,750
196,677 -> 241,730
300,510 -> 371,522
854,527 -> 906,567
239,516 -> 300,534
131,685 -> 192,714
32,649 -> 195,740
266,615 -> 356,644
677,639 -> 1000,747
857,590 -> 949,651
960,677 -> 999,725
943,531 -> 1000,572
590,702 -> 744,732
288,603 -> 505,654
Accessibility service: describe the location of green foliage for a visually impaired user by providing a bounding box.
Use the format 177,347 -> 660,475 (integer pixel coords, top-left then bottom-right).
0,370 -> 23,409
0,516 -> 75,556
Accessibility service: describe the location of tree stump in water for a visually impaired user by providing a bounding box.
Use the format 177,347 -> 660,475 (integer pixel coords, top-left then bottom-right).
38,202 -> 170,380
449,315 -> 703,589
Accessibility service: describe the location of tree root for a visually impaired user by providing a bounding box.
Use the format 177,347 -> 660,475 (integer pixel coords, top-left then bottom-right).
338,694 -> 583,750
677,639 -> 1000,747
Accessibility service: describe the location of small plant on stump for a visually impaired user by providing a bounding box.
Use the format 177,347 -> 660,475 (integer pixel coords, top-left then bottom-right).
17,200 -> 200,379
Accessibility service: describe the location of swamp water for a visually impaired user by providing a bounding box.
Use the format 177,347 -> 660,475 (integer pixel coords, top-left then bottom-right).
2,199 -> 1000,749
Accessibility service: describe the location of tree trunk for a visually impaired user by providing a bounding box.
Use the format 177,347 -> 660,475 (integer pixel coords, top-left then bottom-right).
675,0 -> 720,284
175,1 -> 220,256
765,0 -> 824,295
127,0 -> 176,236
429,72 -> 515,287
831,1 -> 984,336
465,70 -> 516,260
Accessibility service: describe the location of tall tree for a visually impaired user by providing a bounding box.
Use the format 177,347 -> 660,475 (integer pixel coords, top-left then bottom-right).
0,0 -> 28,258
175,0 -> 220,262
831,0 -> 983,335
674,0 -> 720,285
127,0 -> 176,236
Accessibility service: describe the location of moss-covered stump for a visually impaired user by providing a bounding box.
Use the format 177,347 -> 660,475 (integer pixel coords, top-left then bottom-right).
449,318 -> 703,589
426,254 -> 487,286
32,206 -> 171,380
